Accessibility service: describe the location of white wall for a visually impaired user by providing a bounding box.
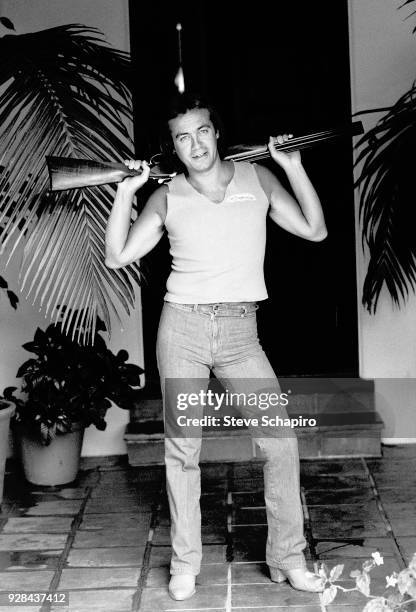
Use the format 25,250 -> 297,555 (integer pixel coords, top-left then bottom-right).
349,0 -> 416,438
0,0 -> 143,456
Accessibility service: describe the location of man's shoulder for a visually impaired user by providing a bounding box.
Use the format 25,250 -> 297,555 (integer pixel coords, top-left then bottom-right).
146,184 -> 168,222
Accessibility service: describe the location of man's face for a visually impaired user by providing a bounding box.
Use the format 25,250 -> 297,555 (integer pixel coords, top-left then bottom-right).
168,108 -> 219,172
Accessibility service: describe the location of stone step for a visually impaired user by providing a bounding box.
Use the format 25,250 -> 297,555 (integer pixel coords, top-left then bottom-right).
124,412 -> 384,464
126,380 -> 382,464
131,379 -> 375,423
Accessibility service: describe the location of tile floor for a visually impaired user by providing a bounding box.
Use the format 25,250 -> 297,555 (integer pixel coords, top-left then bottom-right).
0,444 -> 415,612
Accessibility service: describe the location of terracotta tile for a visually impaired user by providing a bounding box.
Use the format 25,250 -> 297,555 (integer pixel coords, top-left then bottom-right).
230,462 -> 264,480
152,524 -> 226,545
372,472 -> 416,489
66,546 -> 144,567
0,570 -> 54,589
231,562 -> 273,584
383,502 -> 416,518
99,466 -> 163,484
146,563 -> 228,587
315,537 -> 397,558
147,546 -> 171,568
140,585 -> 227,611
2,516 -> 73,533
377,488 -> 416,503
300,474 -> 370,491
200,491 -> 228,506
149,544 -> 227,567
50,588 -> 135,612
305,488 -> 375,506
58,567 -> 140,589
388,517 -> 416,536
84,495 -> 150,513
158,506 -> 226,527
231,583 -> 321,607
0,550 -> 62,570
79,512 -> 151,531
396,536 -> 416,563
232,492 -> 264,507
230,478 -> 265,492
300,459 -> 366,476
309,503 -> 387,538
91,483 -> 144,498
232,526 -> 266,562
367,458 -> 416,474
20,500 -> 83,516
233,507 -> 267,525
0,533 -> 67,551
73,528 -> 149,548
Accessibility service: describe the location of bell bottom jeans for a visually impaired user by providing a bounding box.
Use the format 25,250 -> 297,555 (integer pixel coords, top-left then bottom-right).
156,301 -> 307,576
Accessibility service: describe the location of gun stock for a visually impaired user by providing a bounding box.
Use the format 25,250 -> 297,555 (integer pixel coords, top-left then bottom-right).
46,157 -> 175,191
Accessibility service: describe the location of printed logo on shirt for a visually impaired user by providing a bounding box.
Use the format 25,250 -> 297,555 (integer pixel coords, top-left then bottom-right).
226,193 -> 256,202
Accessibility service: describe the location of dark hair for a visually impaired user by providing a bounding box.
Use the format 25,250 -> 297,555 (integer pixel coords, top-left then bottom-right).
157,92 -> 225,172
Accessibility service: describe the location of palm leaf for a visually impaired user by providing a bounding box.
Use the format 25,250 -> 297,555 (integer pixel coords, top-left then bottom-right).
0,24 -> 140,343
354,84 -> 416,312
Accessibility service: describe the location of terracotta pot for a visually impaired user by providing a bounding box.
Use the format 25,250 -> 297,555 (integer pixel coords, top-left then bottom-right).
0,402 -> 15,504
19,425 -> 84,486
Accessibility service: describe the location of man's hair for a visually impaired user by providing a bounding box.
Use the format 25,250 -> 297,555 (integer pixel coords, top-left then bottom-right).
158,92 -> 225,170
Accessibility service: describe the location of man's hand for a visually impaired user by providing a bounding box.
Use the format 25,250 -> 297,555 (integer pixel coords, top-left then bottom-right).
268,134 -> 301,170
118,159 -> 151,195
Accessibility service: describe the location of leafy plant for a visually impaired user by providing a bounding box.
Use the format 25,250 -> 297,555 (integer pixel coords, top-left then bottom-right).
0,275 -> 18,309
5,313 -> 144,445
0,387 -> 16,411
354,0 -> 416,313
0,22 -> 140,343
320,551 -> 416,610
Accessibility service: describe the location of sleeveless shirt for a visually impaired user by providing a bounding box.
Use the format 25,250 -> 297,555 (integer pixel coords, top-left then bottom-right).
164,161 -> 269,303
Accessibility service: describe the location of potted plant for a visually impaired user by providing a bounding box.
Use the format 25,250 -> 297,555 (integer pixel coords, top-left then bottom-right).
0,391 -> 16,505
7,313 -> 144,486
0,275 -> 19,504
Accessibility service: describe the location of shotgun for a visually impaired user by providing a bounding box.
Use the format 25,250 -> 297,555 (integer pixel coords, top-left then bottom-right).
46,121 -> 363,192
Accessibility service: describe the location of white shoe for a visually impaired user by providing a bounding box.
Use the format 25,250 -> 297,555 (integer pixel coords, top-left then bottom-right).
168,574 -> 196,600
269,567 -> 325,592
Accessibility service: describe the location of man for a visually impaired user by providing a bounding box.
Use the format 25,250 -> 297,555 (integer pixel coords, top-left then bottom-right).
105,93 -> 327,600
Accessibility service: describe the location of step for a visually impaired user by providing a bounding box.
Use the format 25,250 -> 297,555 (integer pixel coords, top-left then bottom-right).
131,379 -> 375,422
125,412 -> 383,464
126,379 -> 382,464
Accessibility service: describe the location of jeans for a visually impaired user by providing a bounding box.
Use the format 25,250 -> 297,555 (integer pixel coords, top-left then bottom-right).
156,301 -> 307,575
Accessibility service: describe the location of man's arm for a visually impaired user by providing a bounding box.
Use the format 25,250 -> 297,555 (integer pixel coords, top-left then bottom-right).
105,161 -> 167,269
255,135 -> 328,242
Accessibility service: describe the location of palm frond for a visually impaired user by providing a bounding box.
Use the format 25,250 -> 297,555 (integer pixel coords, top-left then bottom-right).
0,24 -> 140,343
354,84 -> 416,312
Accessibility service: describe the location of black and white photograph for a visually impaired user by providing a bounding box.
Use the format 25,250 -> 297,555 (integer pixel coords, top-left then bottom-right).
1,1 -> 416,611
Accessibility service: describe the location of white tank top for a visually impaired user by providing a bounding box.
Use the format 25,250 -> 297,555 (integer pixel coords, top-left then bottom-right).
164,161 -> 269,303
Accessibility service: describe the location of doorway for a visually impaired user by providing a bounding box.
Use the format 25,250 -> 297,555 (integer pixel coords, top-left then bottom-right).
129,1 -> 358,393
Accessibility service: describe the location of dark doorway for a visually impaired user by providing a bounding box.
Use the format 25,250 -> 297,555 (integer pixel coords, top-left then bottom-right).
129,1 -> 358,394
